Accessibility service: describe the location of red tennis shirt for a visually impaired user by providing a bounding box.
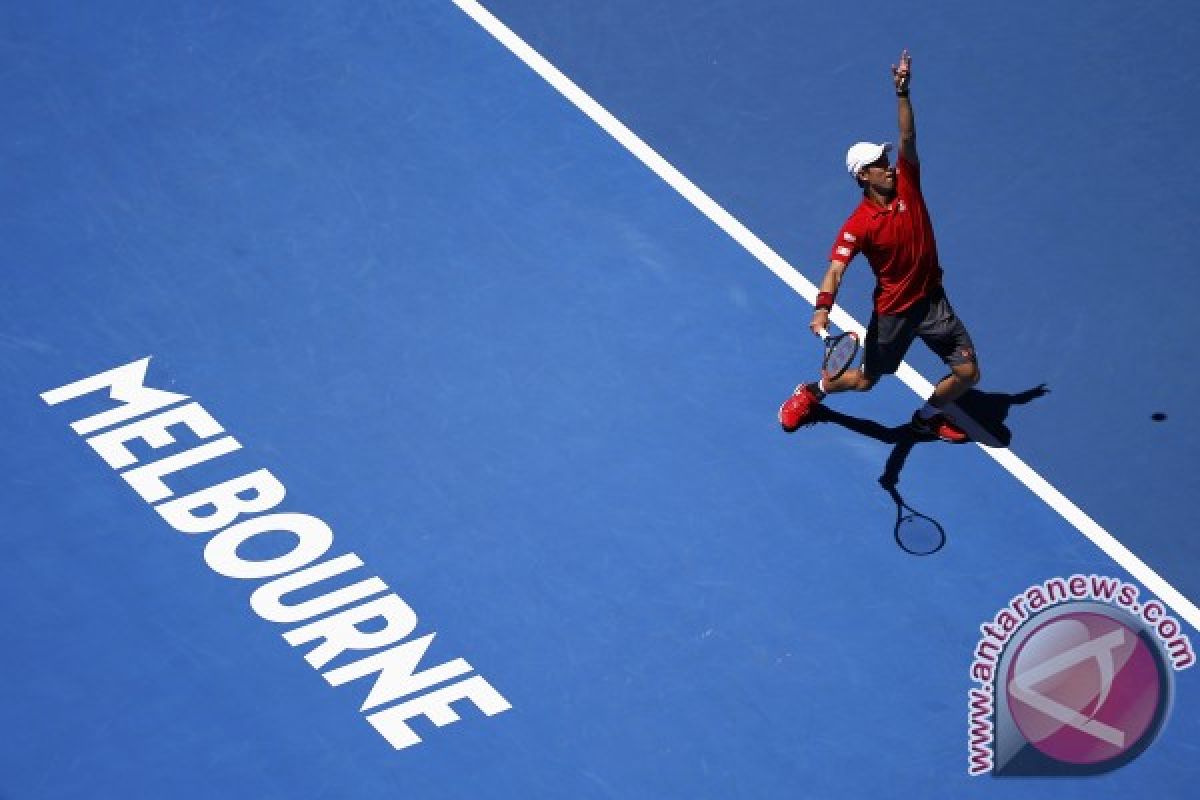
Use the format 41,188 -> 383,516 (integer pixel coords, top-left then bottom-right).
828,154 -> 943,315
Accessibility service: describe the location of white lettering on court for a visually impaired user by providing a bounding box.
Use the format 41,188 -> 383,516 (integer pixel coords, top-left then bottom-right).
41,357 -> 512,750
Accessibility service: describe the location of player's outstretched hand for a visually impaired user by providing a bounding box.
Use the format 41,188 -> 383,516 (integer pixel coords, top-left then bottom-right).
892,49 -> 912,93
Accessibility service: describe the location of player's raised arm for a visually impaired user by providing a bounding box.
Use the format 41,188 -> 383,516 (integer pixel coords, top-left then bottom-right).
892,50 -> 918,165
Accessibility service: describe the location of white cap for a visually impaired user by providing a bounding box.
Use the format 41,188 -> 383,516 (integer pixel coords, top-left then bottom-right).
846,141 -> 893,178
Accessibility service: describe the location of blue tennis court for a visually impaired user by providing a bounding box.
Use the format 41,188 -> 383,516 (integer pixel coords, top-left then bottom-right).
3,1 -> 1198,797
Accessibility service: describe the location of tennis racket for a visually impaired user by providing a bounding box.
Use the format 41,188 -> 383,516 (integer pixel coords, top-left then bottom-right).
818,329 -> 860,381
884,485 -> 946,555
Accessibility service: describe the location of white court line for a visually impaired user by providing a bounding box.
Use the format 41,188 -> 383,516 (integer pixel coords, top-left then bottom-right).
451,0 -> 1200,634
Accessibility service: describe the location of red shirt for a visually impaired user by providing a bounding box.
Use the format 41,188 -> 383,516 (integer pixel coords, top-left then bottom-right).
828,155 -> 943,315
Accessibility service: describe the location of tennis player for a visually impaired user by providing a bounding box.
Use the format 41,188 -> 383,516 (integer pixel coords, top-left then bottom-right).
779,50 -> 979,443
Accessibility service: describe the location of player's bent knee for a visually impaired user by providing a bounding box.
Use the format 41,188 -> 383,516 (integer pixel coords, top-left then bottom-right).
953,361 -> 980,386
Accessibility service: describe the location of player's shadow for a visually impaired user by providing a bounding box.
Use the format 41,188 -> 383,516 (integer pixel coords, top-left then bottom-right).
807,384 -> 1050,488
952,384 -> 1050,448
806,406 -> 921,490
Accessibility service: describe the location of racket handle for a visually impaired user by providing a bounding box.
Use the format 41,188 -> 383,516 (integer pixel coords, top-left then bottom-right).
817,328 -> 829,340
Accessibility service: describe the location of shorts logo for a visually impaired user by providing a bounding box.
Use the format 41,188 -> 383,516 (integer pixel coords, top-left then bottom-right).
967,576 -> 1193,777
842,232 -> 857,242
835,246 -> 853,257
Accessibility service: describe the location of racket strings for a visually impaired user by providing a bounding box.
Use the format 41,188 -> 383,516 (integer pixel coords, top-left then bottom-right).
824,334 -> 859,376
895,510 -> 945,555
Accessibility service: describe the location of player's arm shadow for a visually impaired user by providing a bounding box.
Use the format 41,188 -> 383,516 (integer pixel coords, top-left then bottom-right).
808,384 -> 1050,488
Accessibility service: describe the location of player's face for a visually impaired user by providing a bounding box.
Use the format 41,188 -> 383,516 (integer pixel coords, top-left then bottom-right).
859,154 -> 897,196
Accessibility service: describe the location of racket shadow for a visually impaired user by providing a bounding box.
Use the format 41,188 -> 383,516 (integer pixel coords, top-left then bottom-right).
807,404 -> 945,554
884,483 -> 946,555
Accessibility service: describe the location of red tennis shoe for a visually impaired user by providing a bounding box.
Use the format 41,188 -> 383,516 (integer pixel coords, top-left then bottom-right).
910,410 -> 969,444
779,384 -> 821,432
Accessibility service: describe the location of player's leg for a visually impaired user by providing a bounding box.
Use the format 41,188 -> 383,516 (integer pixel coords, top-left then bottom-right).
822,364 -> 877,393
778,310 -> 912,431
854,310 -> 916,392
912,289 -> 979,443
927,359 -> 980,406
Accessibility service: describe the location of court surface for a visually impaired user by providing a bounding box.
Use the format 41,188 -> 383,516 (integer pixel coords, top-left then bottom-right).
3,1 -> 1198,797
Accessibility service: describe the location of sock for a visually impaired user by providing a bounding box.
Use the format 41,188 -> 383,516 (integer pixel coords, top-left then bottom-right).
917,402 -> 939,420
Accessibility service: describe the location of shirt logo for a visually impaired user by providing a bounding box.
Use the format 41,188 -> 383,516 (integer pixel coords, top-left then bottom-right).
836,246 -> 853,258
897,200 -> 908,212
842,232 -> 857,242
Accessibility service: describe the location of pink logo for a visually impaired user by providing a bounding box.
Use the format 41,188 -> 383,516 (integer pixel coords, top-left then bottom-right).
1007,612 -> 1161,765
969,583 -> 1189,777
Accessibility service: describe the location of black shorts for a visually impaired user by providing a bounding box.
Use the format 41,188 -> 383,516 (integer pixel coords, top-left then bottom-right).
862,287 -> 977,378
